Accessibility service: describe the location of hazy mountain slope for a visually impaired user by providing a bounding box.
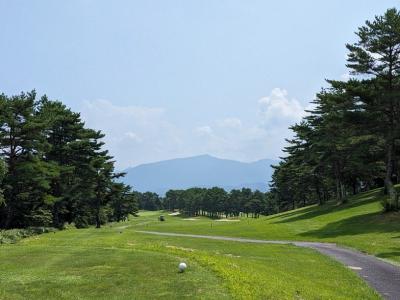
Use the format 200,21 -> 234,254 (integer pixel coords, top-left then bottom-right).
122,155 -> 277,194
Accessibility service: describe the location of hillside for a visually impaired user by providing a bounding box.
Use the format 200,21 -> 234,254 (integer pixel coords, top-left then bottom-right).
137,187 -> 400,264
122,155 -> 277,194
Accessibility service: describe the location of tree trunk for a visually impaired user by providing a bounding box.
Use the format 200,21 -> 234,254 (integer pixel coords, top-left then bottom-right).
95,197 -> 101,228
3,133 -> 16,229
315,179 -> 323,205
384,141 -> 398,211
96,210 -> 101,228
340,181 -> 347,203
3,204 -> 14,229
334,160 -> 346,204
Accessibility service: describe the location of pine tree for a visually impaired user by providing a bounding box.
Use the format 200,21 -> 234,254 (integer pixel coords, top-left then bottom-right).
0,91 -> 58,228
346,8 -> 400,210
109,183 -> 138,222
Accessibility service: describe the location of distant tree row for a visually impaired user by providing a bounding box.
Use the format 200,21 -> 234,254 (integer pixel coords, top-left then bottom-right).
131,188 -> 278,218
136,191 -> 163,211
270,8 -> 400,212
163,187 -> 277,218
0,92 -> 138,229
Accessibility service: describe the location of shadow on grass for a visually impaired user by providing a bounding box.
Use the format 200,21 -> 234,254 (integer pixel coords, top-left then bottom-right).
273,189 -> 383,224
299,211 -> 400,238
266,206 -> 317,220
376,248 -> 400,260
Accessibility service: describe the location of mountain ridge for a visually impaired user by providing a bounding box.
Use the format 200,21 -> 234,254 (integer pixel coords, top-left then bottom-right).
122,155 -> 278,195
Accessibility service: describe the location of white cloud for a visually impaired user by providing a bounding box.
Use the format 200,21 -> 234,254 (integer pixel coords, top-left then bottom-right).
124,132 -> 143,143
341,73 -> 351,81
192,88 -> 311,162
193,120 -> 279,162
80,99 -> 185,170
79,88 -> 310,169
216,118 -> 242,129
258,88 -> 305,125
195,125 -> 214,136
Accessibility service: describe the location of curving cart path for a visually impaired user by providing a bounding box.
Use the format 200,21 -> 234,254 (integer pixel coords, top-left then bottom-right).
136,230 -> 400,300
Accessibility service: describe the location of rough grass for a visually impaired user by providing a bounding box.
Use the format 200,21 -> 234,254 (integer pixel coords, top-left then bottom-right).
137,188 -> 400,264
0,213 -> 380,299
0,227 -> 57,244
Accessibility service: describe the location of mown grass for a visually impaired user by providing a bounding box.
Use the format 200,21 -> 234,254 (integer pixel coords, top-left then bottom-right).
0,212 -> 380,299
137,188 -> 400,264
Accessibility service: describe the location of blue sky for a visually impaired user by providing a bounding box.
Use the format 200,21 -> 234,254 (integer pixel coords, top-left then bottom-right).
1,1 -> 398,169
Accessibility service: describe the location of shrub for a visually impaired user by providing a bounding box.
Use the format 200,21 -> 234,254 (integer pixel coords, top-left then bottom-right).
0,227 -> 57,244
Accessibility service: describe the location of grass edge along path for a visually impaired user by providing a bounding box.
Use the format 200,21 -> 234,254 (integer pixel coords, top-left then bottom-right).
137,230 -> 400,300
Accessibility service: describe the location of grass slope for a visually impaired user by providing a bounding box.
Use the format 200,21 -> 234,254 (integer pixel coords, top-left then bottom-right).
138,188 -> 400,264
0,210 -> 380,299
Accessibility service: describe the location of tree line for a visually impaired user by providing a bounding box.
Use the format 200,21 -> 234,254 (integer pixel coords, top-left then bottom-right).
269,8 -> 400,212
0,92 -> 138,229
137,187 -> 277,218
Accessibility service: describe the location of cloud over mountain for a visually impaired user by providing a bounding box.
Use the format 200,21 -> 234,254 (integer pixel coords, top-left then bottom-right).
80,88 -> 308,169
122,155 -> 278,195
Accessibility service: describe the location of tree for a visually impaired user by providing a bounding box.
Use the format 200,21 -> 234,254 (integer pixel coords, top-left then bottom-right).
269,8 -> 400,213
0,91 -> 136,229
346,8 -> 400,210
165,190 -> 179,211
0,91 -> 59,228
109,183 -> 138,222
248,190 -> 265,218
37,97 -> 87,228
227,189 -> 242,217
240,188 -> 253,217
0,159 -> 6,207
139,192 -> 162,211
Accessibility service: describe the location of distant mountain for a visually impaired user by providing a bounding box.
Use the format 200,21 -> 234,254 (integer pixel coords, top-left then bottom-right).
122,155 -> 278,195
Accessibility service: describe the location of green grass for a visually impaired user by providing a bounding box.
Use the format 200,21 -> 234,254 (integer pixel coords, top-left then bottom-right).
0,212 -> 380,299
137,188 -> 400,264
1,188 -> 397,299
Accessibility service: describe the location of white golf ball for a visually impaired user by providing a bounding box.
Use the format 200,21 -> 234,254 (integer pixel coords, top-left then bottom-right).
178,262 -> 187,272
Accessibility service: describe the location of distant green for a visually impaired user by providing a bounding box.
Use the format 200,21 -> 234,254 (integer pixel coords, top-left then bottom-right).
139,188 -> 400,264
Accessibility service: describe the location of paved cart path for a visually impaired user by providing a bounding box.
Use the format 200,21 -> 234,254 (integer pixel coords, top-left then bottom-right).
136,230 -> 400,300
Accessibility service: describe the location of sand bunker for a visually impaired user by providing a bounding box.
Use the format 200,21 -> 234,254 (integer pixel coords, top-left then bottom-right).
215,219 -> 240,222
183,218 -> 199,221
116,225 -> 130,229
168,212 -> 181,216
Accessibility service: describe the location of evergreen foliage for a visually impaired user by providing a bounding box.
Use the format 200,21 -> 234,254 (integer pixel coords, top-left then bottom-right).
0,92 -> 138,229
163,187 -> 273,218
270,8 -> 400,212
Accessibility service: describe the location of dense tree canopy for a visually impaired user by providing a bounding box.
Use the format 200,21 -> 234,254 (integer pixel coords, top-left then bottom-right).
163,187 -> 273,218
0,92 -> 138,229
